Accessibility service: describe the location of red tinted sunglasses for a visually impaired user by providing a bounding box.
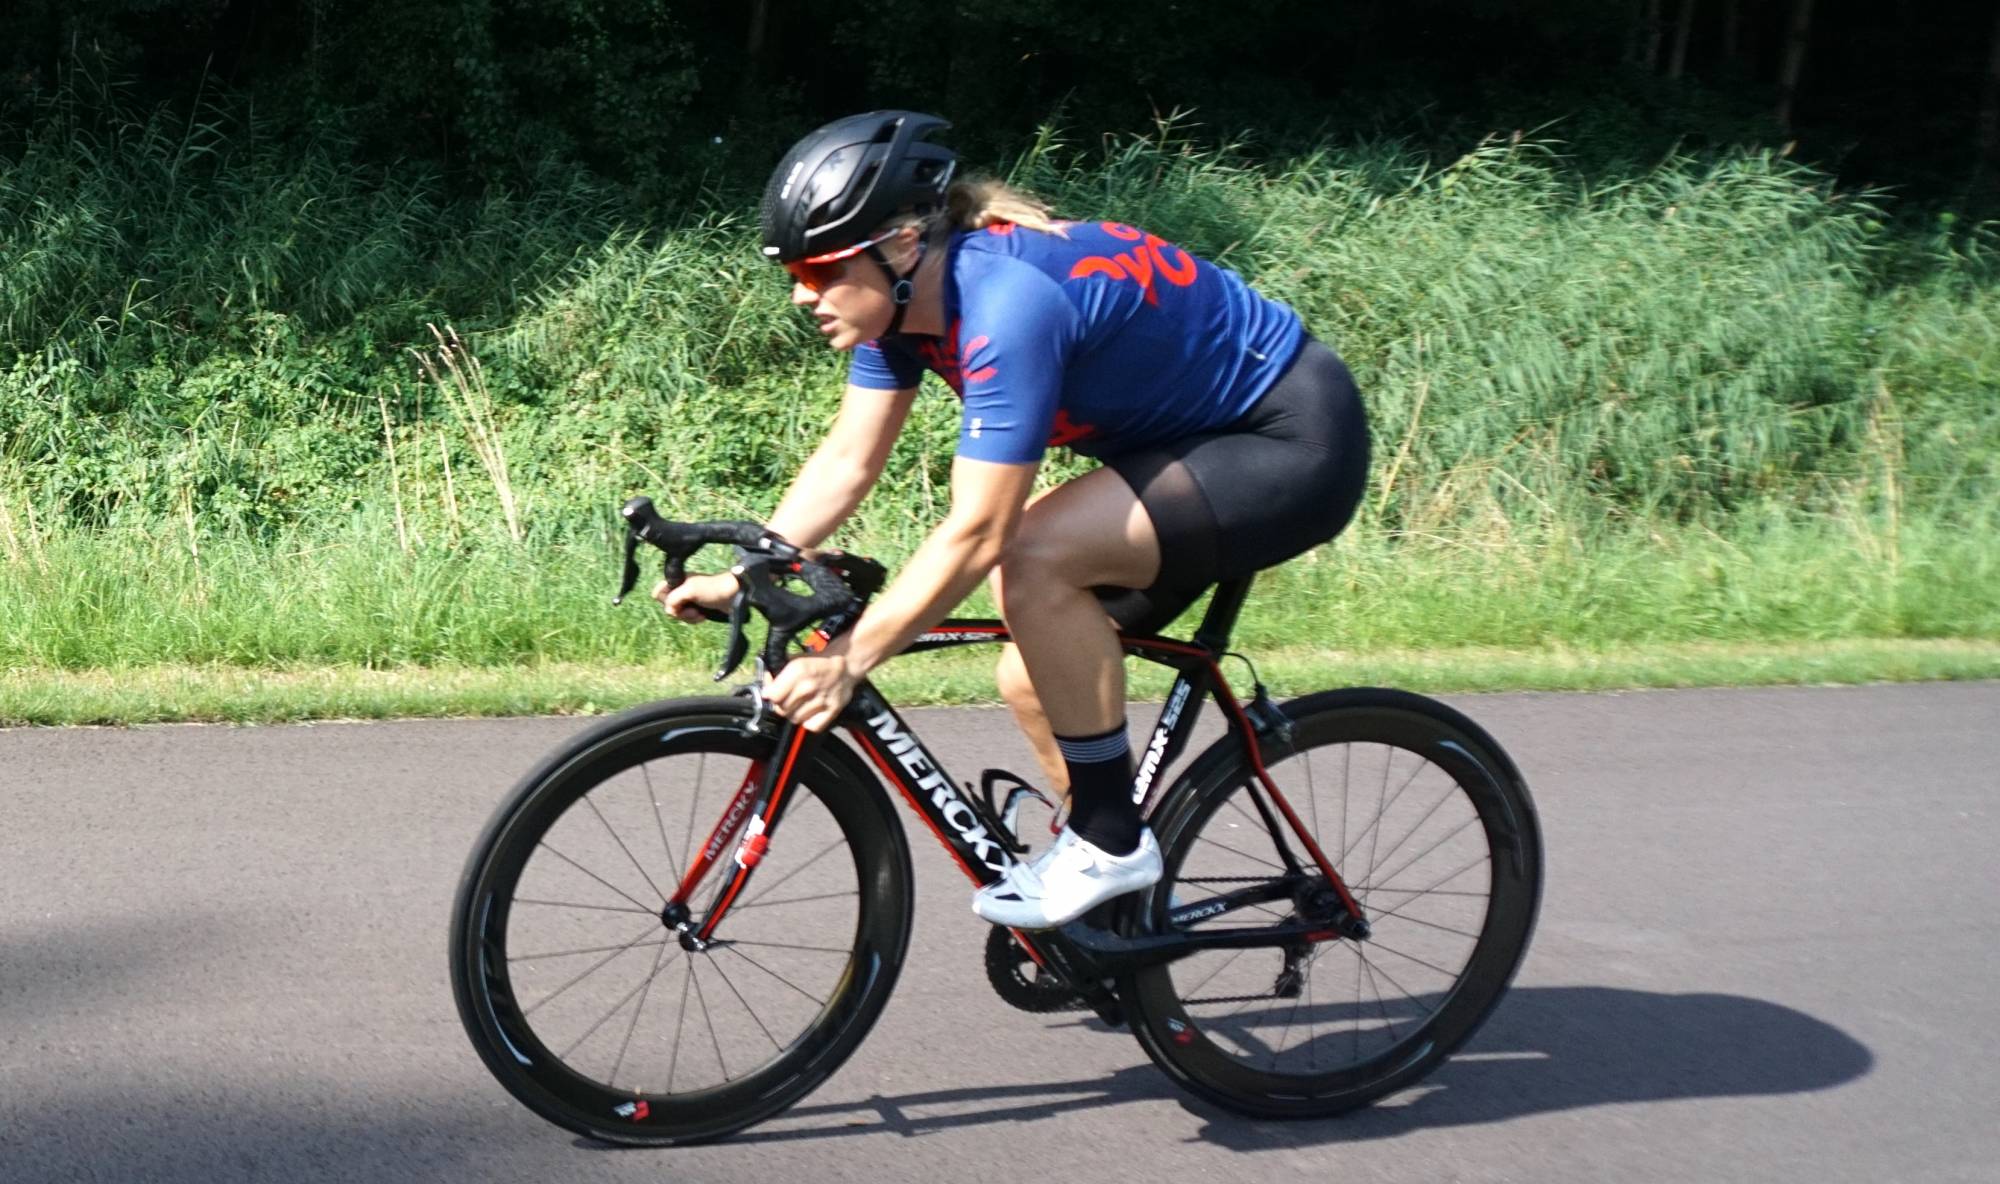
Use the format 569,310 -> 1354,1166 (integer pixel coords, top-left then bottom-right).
783,237 -> 884,293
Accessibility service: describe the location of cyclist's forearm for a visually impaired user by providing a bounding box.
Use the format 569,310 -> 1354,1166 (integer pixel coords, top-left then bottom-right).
766,450 -> 877,549
841,521 -> 1003,674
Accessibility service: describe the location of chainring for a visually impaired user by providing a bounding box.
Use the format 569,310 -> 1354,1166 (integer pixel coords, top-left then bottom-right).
983,926 -> 1089,1014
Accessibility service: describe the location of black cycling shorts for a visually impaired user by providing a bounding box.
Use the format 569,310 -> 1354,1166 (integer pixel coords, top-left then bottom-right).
1095,335 -> 1370,636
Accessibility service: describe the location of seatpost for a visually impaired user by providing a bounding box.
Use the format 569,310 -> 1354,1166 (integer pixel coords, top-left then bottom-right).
1191,577 -> 1255,652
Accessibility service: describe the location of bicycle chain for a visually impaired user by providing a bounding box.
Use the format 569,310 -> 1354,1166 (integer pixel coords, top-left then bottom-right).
982,879 -> 1324,1015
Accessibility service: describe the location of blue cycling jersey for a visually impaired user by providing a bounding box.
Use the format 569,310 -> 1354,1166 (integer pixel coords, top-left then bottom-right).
846,221 -> 1305,464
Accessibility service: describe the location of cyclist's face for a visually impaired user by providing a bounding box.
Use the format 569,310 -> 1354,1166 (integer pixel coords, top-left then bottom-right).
790,228 -> 917,350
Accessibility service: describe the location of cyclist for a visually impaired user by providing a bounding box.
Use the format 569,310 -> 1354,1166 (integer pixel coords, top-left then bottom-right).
658,110 -> 1369,930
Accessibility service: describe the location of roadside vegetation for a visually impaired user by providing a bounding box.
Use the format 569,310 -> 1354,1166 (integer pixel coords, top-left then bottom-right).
3,90 -> 1997,722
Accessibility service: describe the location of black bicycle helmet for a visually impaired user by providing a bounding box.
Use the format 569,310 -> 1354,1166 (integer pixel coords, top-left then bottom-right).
759,110 -> 957,264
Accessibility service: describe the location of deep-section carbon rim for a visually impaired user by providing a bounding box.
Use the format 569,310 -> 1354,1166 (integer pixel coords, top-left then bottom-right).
451,702 -> 912,1144
1124,690 -> 1542,1118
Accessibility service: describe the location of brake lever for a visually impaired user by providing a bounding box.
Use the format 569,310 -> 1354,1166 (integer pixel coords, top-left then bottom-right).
612,530 -> 642,605
715,588 -> 752,682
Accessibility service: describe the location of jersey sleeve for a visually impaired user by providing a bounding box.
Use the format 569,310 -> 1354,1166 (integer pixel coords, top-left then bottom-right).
953,258 -> 1080,465
846,337 -> 925,390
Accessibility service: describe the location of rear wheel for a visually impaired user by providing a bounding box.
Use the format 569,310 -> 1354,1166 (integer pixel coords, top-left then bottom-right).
450,698 -> 913,1144
1124,688 -> 1541,1118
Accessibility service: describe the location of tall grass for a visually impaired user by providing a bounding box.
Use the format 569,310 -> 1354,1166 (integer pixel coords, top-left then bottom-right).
2,100 -> 1997,676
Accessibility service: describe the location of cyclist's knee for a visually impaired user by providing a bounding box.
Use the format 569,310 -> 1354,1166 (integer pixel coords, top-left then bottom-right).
993,537 -> 1079,617
994,645 -> 1039,710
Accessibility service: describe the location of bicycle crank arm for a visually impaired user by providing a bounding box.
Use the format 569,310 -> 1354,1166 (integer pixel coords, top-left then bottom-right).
1057,915 -> 1365,974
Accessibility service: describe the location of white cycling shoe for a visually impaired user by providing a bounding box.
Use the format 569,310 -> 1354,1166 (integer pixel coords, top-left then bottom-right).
973,826 -> 1162,930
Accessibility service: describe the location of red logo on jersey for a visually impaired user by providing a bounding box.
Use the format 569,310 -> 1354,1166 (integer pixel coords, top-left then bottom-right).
1047,409 -> 1096,448
915,320 -> 998,394
1067,223 -> 1199,306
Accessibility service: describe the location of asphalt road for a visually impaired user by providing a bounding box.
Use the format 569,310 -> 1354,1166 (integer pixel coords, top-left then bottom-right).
3,682 -> 1996,1183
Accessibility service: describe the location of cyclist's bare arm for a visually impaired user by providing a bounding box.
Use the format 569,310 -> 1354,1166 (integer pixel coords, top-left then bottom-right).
839,455 -> 1038,675
767,383 -> 919,548
659,383 -> 914,619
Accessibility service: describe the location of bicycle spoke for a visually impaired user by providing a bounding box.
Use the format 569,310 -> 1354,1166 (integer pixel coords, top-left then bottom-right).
535,841 -> 656,914
1303,747 -> 1323,867
1298,963 -> 1317,1069
703,953 -> 783,1052
688,957 -> 732,1083
1217,791 -> 1270,832
584,791 -> 668,906
1194,830 -> 1288,872
728,889 -> 857,911
1356,946 -> 1428,1017
723,938 -> 854,955
1367,775 -> 1469,888
1361,955 -> 1405,1048
736,834 -> 845,909
1352,744 -> 1428,881
1360,906 -> 1482,941
1351,941 -> 1364,1062
1364,852 -> 1490,911
1178,947 -> 1248,1001
523,921 -> 660,1017
1362,937 -> 1462,980
608,939 -> 672,1089
514,898 -> 656,915
1272,978 -> 1306,1070
1367,815 -> 1485,897
680,753 -> 707,889
511,938 -> 672,963
1339,742 -> 1352,869
721,944 -> 828,1007
645,763 -> 683,889
666,956 -> 692,1093
1220,785 -> 1315,873
556,941 -> 679,1061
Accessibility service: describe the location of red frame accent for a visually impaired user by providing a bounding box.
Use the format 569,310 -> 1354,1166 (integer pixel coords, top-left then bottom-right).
668,760 -> 765,906
1206,659 -> 1367,927
675,618 -> 1366,948
847,730 -> 1053,971
849,731 -> 986,884
694,728 -> 809,941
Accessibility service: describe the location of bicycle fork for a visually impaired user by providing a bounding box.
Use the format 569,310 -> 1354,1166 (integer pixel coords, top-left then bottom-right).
658,718 -> 819,949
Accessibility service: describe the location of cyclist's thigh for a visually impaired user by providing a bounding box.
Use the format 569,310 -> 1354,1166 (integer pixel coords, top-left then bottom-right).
996,465 -> 1162,592
1109,338 -> 1369,583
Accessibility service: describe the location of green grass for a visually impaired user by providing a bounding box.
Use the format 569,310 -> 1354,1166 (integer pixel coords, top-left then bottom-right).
3,102 -> 1998,724
5,640 -> 1994,727
2,507 -> 1993,671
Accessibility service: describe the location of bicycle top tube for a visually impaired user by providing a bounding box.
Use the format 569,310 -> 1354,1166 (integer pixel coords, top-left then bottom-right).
618,493 -> 1261,674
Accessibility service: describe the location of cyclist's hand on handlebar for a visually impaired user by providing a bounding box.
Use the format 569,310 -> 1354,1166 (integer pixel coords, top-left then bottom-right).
764,640 -> 862,733
653,572 -> 739,623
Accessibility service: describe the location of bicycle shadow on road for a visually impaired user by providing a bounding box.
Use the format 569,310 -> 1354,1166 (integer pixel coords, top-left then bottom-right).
713,985 -> 1872,1147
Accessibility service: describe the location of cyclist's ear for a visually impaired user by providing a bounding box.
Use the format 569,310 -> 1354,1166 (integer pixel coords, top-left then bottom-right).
879,224 -> 923,269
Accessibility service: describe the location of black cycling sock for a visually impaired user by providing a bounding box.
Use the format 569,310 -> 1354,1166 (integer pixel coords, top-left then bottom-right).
1056,724 -> 1141,856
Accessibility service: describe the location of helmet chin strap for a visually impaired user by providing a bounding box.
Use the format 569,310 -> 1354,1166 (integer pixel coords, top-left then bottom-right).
865,223 -> 943,337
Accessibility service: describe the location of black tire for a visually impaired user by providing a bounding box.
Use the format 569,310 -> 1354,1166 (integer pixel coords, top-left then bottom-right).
450,698 -> 913,1145
1124,688 -> 1541,1119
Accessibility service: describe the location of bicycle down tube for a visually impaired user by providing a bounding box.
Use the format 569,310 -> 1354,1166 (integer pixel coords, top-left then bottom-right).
673,603 -> 1369,965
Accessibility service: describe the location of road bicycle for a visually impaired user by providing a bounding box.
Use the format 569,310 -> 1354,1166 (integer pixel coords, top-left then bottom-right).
450,497 -> 1543,1144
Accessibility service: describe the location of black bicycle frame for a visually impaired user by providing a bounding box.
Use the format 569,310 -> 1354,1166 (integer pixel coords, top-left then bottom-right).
680,577 -> 1369,981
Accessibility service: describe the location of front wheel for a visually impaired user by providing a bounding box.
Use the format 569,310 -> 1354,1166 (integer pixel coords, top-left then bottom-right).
1123,688 -> 1542,1119
450,697 -> 914,1145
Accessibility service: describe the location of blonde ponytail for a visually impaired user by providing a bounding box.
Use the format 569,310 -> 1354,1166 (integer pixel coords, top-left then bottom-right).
944,176 -> 1066,235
